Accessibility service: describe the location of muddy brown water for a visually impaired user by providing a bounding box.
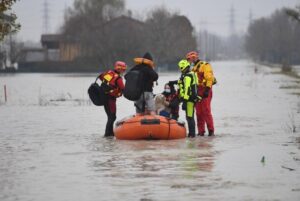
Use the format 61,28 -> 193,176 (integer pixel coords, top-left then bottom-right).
0,61 -> 299,201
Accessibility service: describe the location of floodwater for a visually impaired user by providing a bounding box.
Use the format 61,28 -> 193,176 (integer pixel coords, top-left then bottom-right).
0,60 -> 299,201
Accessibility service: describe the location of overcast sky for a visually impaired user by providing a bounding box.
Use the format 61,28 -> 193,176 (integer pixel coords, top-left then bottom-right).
12,0 -> 300,42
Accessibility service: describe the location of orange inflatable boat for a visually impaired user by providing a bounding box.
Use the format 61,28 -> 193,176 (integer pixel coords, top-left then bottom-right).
114,115 -> 186,140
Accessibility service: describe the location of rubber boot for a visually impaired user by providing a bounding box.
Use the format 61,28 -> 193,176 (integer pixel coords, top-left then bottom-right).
197,132 -> 205,136
104,114 -> 116,137
186,117 -> 195,138
208,130 -> 215,136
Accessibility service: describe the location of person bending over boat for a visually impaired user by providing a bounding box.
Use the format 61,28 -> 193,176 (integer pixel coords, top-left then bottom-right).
178,59 -> 201,138
99,61 -> 127,137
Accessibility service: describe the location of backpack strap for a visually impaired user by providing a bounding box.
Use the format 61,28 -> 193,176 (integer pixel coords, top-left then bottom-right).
185,73 -> 193,81
114,75 -> 121,88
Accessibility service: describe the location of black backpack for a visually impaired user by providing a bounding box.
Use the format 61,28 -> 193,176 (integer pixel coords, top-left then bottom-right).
88,78 -> 108,106
123,70 -> 144,101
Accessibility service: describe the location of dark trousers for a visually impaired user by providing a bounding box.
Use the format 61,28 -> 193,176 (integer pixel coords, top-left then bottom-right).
104,98 -> 116,137
185,101 -> 195,137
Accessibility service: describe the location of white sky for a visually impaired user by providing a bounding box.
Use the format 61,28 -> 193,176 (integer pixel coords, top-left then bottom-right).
12,0 -> 300,42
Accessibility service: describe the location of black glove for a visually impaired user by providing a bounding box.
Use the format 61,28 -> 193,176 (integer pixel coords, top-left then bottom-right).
213,77 -> 217,85
182,101 -> 187,111
203,87 -> 210,98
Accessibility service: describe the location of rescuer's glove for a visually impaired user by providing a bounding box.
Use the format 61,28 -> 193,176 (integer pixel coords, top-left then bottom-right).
195,96 -> 202,102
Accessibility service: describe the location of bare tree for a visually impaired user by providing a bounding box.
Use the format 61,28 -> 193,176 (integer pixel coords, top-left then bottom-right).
286,5 -> 300,22
167,15 -> 197,63
61,2 -> 197,70
62,0 -> 125,68
101,16 -> 148,68
146,7 -> 196,68
245,9 -> 300,66
8,36 -> 23,64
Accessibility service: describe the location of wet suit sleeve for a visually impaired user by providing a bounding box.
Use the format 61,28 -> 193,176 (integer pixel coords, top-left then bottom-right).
204,63 -> 214,88
183,75 -> 192,100
149,68 -> 158,81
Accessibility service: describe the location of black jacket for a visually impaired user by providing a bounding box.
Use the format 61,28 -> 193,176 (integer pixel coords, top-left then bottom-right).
130,64 -> 158,92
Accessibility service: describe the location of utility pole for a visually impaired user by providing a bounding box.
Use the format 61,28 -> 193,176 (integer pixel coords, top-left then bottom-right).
4,85 -> 7,103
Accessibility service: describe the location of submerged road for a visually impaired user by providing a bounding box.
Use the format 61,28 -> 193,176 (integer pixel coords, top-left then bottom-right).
0,60 -> 299,201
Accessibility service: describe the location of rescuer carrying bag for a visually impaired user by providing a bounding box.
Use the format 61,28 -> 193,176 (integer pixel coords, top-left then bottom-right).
88,77 -> 108,106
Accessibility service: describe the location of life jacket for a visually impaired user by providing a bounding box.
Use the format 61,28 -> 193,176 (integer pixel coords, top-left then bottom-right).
178,71 -> 198,102
192,60 -> 216,88
134,57 -> 154,68
178,74 -> 185,100
100,70 -> 122,97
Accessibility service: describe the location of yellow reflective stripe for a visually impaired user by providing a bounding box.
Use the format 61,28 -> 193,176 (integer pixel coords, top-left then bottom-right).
103,74 -> 113,82
179,83 -> 184,98
186,101 -> 194,117
192,72 -> 198,85
183,75 -> 192,100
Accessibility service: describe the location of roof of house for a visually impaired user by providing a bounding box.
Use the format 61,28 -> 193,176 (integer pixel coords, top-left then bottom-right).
41,34 -> 62,49
41,34 -> 62,42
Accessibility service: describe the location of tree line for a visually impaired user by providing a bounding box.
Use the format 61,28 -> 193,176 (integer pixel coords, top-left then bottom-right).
245,6 -> 300,66
61,0 -> 196,71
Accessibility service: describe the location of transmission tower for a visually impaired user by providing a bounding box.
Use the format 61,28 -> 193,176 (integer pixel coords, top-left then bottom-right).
229,5 -> 236,36
43,0 -> 50,34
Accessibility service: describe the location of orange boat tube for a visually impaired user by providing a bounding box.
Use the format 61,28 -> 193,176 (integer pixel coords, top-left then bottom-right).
114,115 -> 186,140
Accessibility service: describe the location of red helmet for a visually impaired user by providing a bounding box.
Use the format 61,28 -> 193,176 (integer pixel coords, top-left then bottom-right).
114,61 -> 127,73
186,51 -> 199,61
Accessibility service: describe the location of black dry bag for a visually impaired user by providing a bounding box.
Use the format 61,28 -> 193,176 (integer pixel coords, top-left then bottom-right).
123,70 -> 144,101
88,82 -> 107,106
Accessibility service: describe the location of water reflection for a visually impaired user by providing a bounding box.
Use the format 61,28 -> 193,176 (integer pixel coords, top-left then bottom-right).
2,62 -> 299,200
183,138 -> 215,175
88,137 -> 217,183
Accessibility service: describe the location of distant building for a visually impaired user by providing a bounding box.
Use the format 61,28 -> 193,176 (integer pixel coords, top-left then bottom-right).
41,34 -> 80,61
41,34 -> 60,61
19,48 -> 45,62
18,34 -> 82,72
17,16 -> 146,72
19,34 -> 80,63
